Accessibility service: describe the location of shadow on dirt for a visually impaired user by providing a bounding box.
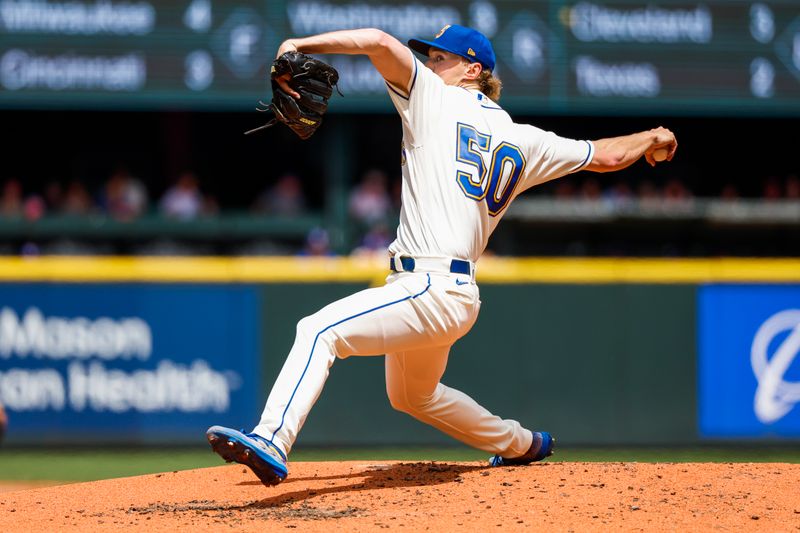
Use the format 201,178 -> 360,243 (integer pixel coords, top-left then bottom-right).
124,462 -> 492,521
238,462 -> 489,508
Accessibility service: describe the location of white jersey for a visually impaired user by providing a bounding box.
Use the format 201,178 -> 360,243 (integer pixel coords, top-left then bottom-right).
386,55 -> 595,263
250,52 -> 560,468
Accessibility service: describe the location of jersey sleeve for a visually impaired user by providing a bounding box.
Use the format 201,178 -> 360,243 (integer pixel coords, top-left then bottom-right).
515,124 -> 595,191
385,51 -> 445,146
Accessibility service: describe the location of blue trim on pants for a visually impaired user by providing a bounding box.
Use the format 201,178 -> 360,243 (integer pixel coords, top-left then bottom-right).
269,274 -> 433,444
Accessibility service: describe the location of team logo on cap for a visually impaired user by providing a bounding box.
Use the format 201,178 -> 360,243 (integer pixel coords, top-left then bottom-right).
435,25 -> 451,38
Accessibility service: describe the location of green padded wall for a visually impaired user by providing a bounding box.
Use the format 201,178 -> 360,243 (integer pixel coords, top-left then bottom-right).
260,283 -> 697,447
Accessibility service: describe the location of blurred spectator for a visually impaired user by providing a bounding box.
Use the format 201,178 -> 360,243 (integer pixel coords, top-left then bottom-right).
720,183 -> 740,201
23,195 -> 46,221
785,174 -> 799,200
0,178 -> 23,217
351,223 -> 393,257
62,180 -> 93,215
203,194 -> 220,217
553,180 -> 576,199
637,179 -> 659,199
663,178 -> 693,202
349,169 -> 392,225
579,177 -> 602,200
252,173 -> 307,216
299,226 -> 334,256
605,180 -> 633,202
159,171 -> 205,220
762,176 -> 782,200
20,241 -> 41,256
43,180 -> 64,212
102,167 -> 148,221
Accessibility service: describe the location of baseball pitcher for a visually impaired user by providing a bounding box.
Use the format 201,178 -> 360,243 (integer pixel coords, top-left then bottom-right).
208,25 -> 678,486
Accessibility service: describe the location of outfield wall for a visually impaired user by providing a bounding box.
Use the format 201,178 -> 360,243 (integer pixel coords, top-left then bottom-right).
1,257 -> 798,446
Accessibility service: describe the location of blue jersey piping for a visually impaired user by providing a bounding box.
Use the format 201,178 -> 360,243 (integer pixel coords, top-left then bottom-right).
579,140 -> 594,168
269,273 -> 432,443
385,56 -> 418,101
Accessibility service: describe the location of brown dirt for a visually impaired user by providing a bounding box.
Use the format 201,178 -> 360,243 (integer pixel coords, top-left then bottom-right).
1,461 -> 798,532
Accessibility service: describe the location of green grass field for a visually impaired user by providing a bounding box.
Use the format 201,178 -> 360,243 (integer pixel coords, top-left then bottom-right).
1,447 -> 799,483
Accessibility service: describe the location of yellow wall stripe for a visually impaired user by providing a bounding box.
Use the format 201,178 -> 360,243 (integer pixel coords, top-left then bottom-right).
0,256 -> 797,283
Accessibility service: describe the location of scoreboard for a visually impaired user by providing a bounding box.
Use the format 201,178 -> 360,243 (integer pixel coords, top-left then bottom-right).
0,0 -> 799,114
0,1 -> 283,109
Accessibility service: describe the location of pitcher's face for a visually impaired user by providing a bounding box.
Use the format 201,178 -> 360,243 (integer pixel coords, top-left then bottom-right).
426,48 -> 479,86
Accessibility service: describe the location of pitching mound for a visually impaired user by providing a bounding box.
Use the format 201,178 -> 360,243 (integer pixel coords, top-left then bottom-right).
1,461 -> 798,531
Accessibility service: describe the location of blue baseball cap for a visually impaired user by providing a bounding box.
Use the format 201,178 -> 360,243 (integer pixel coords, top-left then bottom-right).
409,24 -> 496,72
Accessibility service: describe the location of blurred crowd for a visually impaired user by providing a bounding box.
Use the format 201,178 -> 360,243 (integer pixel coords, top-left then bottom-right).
539,173 -> 800,205
1,168 -> 798,256
280,168 -> 399,257
0,168 -> 219,222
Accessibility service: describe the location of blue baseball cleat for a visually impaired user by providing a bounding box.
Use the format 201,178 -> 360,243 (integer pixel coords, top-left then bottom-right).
488,431 -> 555,467
206,425 -> 288,486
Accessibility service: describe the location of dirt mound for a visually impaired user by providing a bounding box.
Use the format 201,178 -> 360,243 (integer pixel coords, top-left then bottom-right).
0,481 -> 63,494
1,461 -> 798,531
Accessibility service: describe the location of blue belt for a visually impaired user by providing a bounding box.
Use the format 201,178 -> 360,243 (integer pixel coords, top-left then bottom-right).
389,257 -> 471,275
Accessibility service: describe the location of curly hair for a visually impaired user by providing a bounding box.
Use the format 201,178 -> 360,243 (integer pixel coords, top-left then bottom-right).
478,70 -> 502,101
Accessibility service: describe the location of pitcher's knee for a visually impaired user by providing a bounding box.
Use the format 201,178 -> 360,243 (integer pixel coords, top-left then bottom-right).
295,315 -> 318,340
296,313 -> 336,345
387,387 -> 436,416
296,314 -> 349,360
386,386 -> 410,414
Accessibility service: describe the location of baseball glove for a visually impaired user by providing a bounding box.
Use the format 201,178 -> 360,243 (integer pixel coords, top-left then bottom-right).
245,51 -> 340,140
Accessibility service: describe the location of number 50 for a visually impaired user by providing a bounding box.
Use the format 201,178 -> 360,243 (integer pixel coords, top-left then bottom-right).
456,123 -> 526,216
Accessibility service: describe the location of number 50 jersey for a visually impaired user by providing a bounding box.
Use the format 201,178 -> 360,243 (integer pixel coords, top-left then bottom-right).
386,54 -> 595,263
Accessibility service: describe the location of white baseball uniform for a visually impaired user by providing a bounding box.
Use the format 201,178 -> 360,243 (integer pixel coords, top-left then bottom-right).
254,51 -> 594,458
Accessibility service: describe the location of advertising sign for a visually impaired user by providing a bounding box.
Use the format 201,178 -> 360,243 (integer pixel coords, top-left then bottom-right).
0,284 -> 260,444
698,284 -> 800,438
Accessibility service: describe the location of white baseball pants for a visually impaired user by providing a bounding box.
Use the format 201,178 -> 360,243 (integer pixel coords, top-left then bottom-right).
253,271 -> 533,458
